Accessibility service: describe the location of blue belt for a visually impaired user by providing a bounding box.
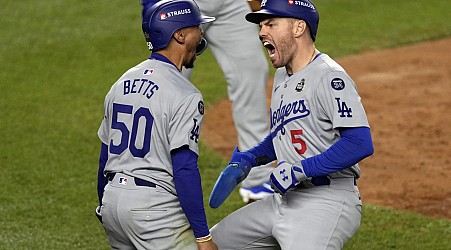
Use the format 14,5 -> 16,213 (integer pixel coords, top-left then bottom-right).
107,173 -> 156,188
297,176 -> 357,188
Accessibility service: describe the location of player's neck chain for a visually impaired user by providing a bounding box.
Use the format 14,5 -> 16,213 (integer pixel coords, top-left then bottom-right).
289,48 -> 318,75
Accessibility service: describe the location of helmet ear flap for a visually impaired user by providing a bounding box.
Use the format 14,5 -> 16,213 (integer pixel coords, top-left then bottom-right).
141,6 -> 157,51
147,41 -> 154,50
195,38 -> 208,56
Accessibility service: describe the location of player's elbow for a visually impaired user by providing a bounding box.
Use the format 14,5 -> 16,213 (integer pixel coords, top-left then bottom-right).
341,126 -> 374,160
361,134 -> 374,159
363,142 -> 374,159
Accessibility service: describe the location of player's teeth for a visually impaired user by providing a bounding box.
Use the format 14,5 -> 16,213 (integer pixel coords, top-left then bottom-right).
268,48 -> 275,58
267,49 -> 274,58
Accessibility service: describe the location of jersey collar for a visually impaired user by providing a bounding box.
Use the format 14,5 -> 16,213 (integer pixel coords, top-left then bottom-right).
287,52 -> 323,77
149,53 -> 178,69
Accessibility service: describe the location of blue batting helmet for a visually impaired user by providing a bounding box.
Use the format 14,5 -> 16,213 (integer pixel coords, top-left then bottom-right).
245,0 -> 319,41
141,0 -> 215,52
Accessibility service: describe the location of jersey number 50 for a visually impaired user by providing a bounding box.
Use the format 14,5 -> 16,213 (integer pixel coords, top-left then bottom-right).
110,103 -> 154,158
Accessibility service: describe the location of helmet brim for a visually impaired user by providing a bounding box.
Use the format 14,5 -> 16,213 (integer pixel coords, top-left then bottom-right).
246,9 -> 286,24
245,8 -> 318,42
200,15 -> 216,24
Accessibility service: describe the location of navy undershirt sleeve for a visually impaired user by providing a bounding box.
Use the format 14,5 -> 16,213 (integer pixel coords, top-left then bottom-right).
172,146 -> 209,238
301,127 -> 374,177
247,134 -> 277,166
97,143 -> 108,205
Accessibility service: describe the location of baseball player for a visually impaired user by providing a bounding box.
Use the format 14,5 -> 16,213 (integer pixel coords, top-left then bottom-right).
95,1 -> 218,249
208,0 -> 374,249
182,0 -> 275,203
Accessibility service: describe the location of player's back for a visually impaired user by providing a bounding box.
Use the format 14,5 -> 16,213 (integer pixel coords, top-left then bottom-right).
98,58 -> 203,192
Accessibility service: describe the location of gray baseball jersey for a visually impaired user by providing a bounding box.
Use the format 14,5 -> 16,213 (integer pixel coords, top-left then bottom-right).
98,59 -> 204,195
210,53 -> 367,249
98,58 -> 204,249
270,53 -> 369,181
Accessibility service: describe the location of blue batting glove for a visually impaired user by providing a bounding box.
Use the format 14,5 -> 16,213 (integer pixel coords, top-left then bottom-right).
270,161 -> 308,195
209,147 -> 256,208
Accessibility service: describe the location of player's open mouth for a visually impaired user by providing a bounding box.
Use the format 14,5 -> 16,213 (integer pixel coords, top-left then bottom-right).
263,41 -> 276,58
195,38 -> 207,56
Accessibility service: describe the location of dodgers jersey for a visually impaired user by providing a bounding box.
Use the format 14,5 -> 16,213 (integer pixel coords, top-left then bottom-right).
98,57 -> 204,194
270,53 -> 369,179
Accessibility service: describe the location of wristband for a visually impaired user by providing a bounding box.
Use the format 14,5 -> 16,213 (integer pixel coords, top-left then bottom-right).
196,234 -> 212,243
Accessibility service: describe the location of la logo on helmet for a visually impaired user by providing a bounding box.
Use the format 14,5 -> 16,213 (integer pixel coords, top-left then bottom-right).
147,41 -> 153,50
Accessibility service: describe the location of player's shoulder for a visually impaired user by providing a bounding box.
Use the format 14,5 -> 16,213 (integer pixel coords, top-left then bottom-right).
110,60 -> 152,85
314,53 -> 346,74
123,59 -> 174,80
312,54 -> 353,82
126,59 -> 199,93
312,54 -> 357,92
104,59 -> 201,105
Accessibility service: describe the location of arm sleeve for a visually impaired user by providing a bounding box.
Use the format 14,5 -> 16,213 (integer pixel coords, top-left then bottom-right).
301,127 -> 374,177
97,143 -> 108,205
172,146 -> 210,238
247,133 -> 277,166
168,93 -> 204,155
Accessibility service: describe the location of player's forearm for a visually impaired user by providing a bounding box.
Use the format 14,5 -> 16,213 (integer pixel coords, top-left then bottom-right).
97,143 -> 108,205
172,147 -> 210,238
246,133 -> 277,166
175,170 -> 210,238
301,127 -> 374,177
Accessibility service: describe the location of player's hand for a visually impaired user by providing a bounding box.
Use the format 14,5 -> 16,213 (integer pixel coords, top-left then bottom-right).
270,161 -> 308,195
95,205 -> 102,223
209,147 -> 256,208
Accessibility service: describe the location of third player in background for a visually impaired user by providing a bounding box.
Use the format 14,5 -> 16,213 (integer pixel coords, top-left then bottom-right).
184,0 -> 275,202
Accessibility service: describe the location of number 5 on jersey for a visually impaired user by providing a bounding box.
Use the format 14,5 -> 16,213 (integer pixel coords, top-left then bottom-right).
291,129 -> 307,155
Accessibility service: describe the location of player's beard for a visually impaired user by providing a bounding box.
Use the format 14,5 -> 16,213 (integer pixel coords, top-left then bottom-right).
184,42 -> 198,69
183,27 -> 204,69
271,35 -> 296,69
184,60 -> 194,69
184,55 -> 196,69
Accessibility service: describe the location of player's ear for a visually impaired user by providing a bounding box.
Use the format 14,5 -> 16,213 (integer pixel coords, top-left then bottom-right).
173,29 -> 186,44
292,19 -> 307,38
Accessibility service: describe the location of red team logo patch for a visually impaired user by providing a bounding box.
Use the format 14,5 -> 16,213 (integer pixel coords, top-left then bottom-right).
288,0 -> 294,5
160,13 -> 167,20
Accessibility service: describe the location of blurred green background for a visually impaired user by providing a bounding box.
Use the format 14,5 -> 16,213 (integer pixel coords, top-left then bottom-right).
1,0 -> 450,249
